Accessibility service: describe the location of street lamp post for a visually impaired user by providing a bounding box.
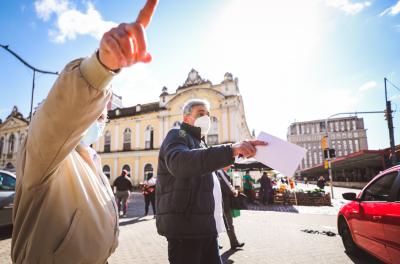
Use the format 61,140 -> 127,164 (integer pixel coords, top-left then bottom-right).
0,44 -> 58,121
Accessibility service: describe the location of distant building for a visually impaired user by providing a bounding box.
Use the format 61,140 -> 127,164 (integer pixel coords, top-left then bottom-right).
108,90 -> 123,110
93,69 -> 252,185
287,116 -> 368,170
0,106 -> 29,172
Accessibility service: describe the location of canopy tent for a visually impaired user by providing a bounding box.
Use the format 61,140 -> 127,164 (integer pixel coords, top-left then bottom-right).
299,149 -> 385,182
232,158 -> 272,171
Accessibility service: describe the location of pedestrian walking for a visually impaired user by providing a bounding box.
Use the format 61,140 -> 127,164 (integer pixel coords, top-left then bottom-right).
142,172 -> 156,216
242,171 -> 255,203
260,172 -> 273,205
216,170 -> 245,250
113,170 -> 134,217
317,176 -> 326,190
304,176 -> 309,187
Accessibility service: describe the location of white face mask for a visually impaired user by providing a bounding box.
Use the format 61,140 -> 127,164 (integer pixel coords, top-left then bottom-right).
194,115 -> 211,136
81,121 -> 105,145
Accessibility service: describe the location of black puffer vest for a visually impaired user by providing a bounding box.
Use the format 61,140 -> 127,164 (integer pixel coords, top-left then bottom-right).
156,123 -> 233,239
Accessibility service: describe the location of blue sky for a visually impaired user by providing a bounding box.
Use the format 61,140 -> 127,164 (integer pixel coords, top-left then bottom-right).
1,0 -> 400,150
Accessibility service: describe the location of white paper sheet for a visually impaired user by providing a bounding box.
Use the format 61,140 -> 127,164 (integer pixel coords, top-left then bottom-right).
254,131 -> 307,177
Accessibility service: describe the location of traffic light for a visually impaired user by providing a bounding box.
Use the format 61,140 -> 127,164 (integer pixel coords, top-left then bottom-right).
321,136 -> 328,150
329,148 -> 336,158
323,148 -> 336,159
324,160 -> 329,169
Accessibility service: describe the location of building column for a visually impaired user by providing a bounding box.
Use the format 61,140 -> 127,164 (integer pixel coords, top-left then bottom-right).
159,117 -> 165,148
3,134 -> 8,156
114,125 -> 119,151
14,132 -> 19,154
114,157 -> 118,181
164,118 -> 169,139
135,121 -> 140,149
222,108 -> 228,142
135,158 -> 140,185
229,107 -> 238,142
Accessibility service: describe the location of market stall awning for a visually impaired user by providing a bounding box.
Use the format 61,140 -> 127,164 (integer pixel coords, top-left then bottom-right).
232,158 -> 272,171
300,149 -> 385,176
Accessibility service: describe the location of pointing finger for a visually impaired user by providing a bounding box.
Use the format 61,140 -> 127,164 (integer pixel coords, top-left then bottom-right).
125,23 -> 151,63
136,0 -> 158,28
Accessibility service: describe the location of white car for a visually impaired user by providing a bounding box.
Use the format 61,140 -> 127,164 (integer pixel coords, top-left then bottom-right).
0,170 -> 16,227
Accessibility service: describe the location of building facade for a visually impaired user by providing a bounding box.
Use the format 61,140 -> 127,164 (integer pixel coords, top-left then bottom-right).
287,117 -> 368,170
0,71 -> 252,183
0,106 -> 29,172
93,69 -> 252,185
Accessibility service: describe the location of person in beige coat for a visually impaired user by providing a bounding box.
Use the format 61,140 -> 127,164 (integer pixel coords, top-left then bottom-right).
10,1 -> 158,263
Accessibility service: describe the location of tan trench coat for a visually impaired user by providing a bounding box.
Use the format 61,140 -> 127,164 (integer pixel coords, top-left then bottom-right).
11,53 -> 119,264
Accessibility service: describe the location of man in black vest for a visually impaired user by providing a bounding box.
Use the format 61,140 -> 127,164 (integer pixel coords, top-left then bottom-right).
156,99 -> 266,264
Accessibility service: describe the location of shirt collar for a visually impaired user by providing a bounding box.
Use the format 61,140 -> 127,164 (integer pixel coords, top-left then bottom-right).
180,122 -> 202,141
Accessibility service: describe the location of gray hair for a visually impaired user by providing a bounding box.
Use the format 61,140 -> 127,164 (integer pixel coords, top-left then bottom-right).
182,99 -> 210,116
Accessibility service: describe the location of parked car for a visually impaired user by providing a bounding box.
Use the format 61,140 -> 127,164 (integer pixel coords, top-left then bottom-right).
0,170 -> 16,227
337,165 -> 400,264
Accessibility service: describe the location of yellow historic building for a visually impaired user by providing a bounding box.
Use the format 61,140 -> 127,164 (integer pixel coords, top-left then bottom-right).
93,69 -> 252,185
0,106 -> 29,172
0,70 -> 252,185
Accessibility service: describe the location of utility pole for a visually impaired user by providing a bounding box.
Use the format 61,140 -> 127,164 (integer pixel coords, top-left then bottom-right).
0,44 -> 58,121
384,78 -> 397,166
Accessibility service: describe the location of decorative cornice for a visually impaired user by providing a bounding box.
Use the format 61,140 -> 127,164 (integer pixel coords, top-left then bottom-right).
177,69 -> 211,90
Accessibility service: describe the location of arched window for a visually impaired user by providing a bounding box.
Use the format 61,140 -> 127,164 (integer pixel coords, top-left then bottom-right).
103,165 -> 111,179
123,128 -> 131,150
8,134 -> 15,155
144,163 -> 153,180
104,131 -> 111,152
172,121 -> 181,129
207,116 -> 218,145
145,126 -> 154,149
0,137 -> 4,157
122,164 -> 131,177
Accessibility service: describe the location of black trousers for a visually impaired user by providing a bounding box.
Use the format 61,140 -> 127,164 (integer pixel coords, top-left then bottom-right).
224,204 -> 239,248
144,192 -> 156,215
167,236 -> 222,264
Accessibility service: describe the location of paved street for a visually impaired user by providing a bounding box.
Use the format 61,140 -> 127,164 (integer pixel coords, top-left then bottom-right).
0,191 -> 382,264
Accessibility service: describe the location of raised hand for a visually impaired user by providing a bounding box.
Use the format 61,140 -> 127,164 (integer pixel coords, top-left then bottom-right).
232,140 -> 268,158
99,0 -> 158,71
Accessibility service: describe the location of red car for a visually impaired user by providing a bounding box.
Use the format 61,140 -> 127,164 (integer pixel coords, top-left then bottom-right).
338,165 -> 400,264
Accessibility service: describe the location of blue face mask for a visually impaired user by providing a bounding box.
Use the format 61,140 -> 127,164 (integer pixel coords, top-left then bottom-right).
81,121 -> 105,145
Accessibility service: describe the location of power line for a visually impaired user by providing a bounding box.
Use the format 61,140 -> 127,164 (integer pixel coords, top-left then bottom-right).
386,78 -> 400,93
0,44 -> 59,120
